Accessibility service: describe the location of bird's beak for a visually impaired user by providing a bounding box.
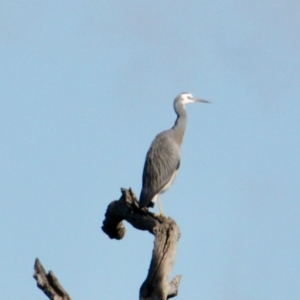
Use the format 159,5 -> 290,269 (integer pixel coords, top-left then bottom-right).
193,98 -> 210,103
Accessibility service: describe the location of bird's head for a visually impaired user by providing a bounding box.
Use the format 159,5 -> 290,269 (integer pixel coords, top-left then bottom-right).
174,92 -> 210,107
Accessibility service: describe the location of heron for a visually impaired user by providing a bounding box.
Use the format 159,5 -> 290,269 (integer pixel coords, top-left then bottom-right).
139,92 -> 210,215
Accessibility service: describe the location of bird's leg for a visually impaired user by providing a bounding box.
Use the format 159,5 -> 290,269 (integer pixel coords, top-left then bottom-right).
157,195 -> 164,216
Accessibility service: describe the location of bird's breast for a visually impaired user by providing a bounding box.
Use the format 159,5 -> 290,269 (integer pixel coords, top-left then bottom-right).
173,129 -> 185,146
160,170 -> 178,194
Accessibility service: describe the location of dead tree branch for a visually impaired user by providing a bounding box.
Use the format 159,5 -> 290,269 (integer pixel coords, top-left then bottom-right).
33,258 -> 71,300
102,188 -> 182,300
33,188 -> 181,300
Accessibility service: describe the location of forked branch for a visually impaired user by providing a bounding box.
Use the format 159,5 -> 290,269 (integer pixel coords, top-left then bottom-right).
33,258 -> 71,300
33,188 -> 182,300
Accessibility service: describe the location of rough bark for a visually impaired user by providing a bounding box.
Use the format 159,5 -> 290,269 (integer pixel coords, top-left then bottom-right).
33,188 -> 182,300
33,258 -> 71,300
102,188 -> 182,300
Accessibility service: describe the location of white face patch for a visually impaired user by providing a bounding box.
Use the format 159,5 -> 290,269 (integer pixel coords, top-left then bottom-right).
181,93 -> 194,105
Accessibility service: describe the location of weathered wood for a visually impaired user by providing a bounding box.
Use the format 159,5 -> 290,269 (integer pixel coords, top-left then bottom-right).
102,188 -> 182,300
33,188 -> 181,300
33,258 -> 71,300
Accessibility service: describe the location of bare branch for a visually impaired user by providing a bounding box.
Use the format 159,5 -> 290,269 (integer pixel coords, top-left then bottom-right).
33,258 -> 71,300
102,188 -> 182,300
33,188 -> 182,300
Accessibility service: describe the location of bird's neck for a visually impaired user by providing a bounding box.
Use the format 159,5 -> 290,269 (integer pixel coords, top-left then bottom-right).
172,105 -> 187,145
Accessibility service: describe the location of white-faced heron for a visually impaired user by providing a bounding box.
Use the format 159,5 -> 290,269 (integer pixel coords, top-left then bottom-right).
139,92 -> 210,215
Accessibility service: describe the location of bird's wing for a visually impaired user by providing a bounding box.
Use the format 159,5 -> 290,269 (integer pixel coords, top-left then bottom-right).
139,132 -> 180,207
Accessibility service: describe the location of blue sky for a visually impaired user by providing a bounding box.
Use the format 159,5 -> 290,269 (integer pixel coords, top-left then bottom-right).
1,1 -> 300,299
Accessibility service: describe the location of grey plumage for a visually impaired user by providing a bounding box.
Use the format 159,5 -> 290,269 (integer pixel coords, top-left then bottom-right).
139,92 -> 209,212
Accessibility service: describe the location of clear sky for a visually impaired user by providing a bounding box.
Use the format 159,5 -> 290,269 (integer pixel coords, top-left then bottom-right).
1,1 -> 300,299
